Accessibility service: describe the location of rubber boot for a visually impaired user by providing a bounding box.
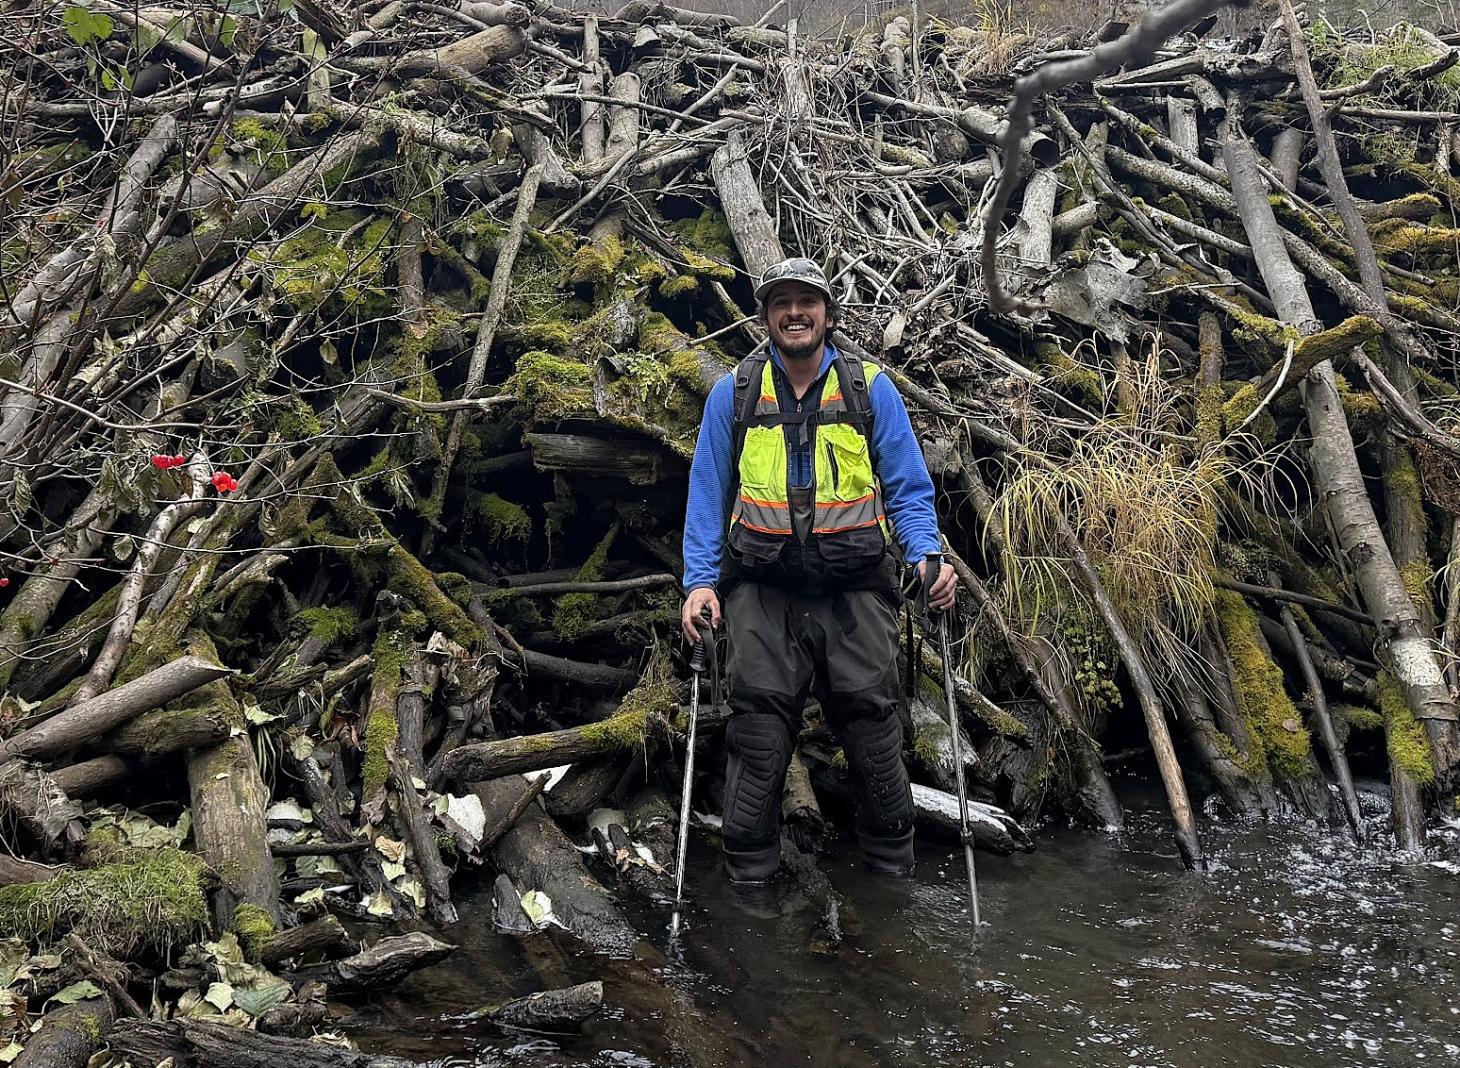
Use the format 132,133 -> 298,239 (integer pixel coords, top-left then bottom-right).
722,839 -> 780,885
859,826 -> 915,876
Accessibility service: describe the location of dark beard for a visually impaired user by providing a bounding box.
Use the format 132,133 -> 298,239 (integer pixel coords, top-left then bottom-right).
775,327 -> 824,361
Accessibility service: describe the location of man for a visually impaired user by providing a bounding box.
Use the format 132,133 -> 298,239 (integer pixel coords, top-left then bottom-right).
681,256 -> 956,884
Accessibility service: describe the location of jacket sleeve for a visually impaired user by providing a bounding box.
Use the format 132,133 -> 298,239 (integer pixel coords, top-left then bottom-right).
682,373 -> 737,592
868,373 -> 942,562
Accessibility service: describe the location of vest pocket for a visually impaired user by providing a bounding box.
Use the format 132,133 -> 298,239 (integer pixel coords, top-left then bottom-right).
728,523 -> 784,567
824,441 -> 841,496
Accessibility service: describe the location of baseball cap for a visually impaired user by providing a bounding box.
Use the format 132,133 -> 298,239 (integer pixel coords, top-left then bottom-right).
754,257 -> 833,303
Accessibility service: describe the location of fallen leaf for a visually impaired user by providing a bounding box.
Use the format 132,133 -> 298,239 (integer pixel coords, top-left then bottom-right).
46,981 -> 102,1008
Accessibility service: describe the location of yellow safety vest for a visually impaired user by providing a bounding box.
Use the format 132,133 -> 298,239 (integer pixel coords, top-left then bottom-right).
729,355 -> 890,551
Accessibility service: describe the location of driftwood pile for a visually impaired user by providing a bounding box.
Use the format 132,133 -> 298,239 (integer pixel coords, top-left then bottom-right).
2,0 -> 1460,1062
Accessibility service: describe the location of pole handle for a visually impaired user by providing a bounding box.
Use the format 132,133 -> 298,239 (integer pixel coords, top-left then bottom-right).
688,604 -> 713,673
920,552 -> 943,622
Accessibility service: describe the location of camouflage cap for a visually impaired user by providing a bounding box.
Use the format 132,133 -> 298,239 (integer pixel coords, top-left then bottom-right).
753,257 -> 833,304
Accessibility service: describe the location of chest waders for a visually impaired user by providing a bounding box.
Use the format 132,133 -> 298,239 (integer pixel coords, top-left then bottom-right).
718,352 -> 916,883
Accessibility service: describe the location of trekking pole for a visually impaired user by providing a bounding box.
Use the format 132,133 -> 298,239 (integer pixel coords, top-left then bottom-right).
924,554 -> 981,931
670,606 -> 715,941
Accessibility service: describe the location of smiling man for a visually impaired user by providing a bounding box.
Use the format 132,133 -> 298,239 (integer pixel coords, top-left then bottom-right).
681,256 -> 956,885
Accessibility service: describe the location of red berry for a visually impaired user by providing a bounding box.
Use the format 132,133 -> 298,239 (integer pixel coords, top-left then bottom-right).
0,577 -> 10,587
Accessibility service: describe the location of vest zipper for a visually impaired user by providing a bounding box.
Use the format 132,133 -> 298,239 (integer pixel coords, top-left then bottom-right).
825,440 -> 839,494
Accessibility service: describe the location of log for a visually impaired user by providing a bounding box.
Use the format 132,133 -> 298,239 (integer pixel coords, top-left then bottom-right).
298,933 -> 455,996
109,1019 -> 418,1068
180,639 -> 279,928
14,998 -> 113,1068
710,128 -> 785,278
0,760 -> 82,849
399,26 -> 527,76
471,769 -> 639,954
0,656 -> 232,764
49,755 -> 129,799
103,702 -> 229,754
520,649 -> 638,690
543,757 -> 626,820
260,914 -> 354,969
473,980 -> 604,1031
444,710 -> 649,782
0,852 -> 59,886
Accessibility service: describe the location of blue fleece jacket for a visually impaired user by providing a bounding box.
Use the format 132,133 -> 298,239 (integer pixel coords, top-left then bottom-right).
682,344 -> 942,592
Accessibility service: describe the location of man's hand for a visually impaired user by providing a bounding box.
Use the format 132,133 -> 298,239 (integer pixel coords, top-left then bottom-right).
918,559 -> 957,612
681,587 -> 721,645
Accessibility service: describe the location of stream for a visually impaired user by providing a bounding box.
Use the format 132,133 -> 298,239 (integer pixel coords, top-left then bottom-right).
346,782 -> 1460,1067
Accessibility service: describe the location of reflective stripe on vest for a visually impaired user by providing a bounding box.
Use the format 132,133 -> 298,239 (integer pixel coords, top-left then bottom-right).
730,357 -> 888,540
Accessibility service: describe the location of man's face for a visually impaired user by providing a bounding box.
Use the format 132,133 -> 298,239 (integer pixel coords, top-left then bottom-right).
764,282 -> 830,361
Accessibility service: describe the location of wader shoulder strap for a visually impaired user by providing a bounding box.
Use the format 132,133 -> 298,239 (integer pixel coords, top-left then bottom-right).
728,352 -> 770,512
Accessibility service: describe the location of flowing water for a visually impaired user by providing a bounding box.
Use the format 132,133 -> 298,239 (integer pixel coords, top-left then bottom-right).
345,781 -> 1460,1067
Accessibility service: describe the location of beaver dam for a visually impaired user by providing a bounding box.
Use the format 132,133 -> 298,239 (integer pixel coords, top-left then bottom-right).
1,0 -> 1458,1065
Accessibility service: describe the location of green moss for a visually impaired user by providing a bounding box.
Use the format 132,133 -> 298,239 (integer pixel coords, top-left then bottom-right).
272,396 -> 323,439
1194,382 -> 1225,447
1157,193 -> 1193,222
668,208 -> 735,262
1335,703 -> 1385,732
1317,22 -> 1460,108
230,117 -> 289,176
659,273 -> 700,298
362,625 -> 407,793
1215,590 -> 1312,782
1335,372 -> 1383,428
1035,340 -> 1102,407
1399,558 -> 1432,608
912,716 -> 949,771
0,848 -> 209,955
1377,670 -> 1435,783
1371,220 -> 1460,256
552,525 -> 616,640
247,209 -> 393,315
506,350 -> 594,422
570,235 -> 625,288
296,606 -> 359,645
1223,299 -> 1299,353
477,493 -> 531,544
231,902 -> 276,962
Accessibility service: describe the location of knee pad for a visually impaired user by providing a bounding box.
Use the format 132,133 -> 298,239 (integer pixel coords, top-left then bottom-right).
722,712 -> 794,849
838,711 -> 914,836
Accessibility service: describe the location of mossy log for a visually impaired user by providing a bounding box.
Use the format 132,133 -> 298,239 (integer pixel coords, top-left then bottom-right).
110,1018 -> 419,1068
0,656 -> 232,764
13,998 -> 113,1068
102,702 -> 229,755
443,707 -> 651,782
187,716 -> 282,927
0,848 -> 208,955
